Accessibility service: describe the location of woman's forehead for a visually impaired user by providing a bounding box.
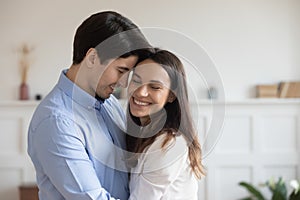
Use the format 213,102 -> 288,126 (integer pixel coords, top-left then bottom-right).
134,60 -> 170,85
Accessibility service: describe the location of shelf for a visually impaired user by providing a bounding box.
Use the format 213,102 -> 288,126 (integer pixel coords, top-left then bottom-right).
0,98 -> 299,107
189,98 -> 300,105
0,100 -> 40,107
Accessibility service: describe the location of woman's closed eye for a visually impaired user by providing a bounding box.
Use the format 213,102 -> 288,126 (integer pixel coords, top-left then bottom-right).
149,83 -> 163,90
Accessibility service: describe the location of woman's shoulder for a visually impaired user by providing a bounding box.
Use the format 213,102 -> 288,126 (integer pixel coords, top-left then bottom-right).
148,133 -> 187,152
142,133 -> 189,173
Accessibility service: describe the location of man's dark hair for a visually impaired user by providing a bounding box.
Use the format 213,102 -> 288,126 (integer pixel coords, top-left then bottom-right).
73,11 -> 153,65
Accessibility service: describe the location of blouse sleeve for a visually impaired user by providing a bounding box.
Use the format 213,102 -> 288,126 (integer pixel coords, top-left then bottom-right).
129,135 -> 189,200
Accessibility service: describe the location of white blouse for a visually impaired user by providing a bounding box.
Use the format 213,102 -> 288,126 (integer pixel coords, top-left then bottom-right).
128,134 -> 198,200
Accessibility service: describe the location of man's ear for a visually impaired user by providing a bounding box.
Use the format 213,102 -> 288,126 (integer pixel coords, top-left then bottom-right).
167,92 -> 176,103
85,48 -> 98,68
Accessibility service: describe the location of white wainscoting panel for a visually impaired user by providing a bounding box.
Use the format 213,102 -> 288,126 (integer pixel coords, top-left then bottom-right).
215,166 -> 252,200
0,101 -> 38,200
260,115 -> 297,153
194,99 -> 300,200
0,168 -> 22,200
0,117 -> 22,155
0,99 -> 299,200
215,116 -> 252,154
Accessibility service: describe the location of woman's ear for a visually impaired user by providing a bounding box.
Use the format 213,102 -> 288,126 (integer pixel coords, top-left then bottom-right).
85,48 -> 98,68
167,92 -> 176,103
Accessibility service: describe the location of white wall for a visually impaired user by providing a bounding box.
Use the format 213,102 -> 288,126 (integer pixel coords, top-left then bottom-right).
0,0 -> 299,100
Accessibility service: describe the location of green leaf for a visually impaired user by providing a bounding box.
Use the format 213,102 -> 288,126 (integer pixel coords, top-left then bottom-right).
268,177 -> 287,199
289,190 -> 300,200
239,182 -> 266,200
239,197 -> 253,200
271,190 -> 287,200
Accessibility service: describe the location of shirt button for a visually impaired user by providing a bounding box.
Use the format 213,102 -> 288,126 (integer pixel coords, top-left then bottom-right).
87,106 -> 92,110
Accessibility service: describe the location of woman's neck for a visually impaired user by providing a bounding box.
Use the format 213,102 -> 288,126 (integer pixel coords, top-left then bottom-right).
139,109 -> 166,127
139,116 -> 151,126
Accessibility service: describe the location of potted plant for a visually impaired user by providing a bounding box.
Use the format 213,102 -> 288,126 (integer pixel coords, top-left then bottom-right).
239,177 -> 300,200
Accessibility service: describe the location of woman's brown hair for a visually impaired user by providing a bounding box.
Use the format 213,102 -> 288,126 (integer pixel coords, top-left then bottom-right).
126,49 -> 205,179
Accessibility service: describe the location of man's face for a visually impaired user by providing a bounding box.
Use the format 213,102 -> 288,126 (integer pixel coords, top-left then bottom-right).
95,55 -> 138,99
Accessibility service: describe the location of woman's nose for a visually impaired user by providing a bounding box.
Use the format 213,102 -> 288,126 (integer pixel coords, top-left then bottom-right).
135,85 -> 148,97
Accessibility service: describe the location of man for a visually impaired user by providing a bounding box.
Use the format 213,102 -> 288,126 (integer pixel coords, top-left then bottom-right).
28,11 -> 152,200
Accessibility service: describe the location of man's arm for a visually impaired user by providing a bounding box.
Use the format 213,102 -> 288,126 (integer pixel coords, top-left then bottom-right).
32,116 -> 119,200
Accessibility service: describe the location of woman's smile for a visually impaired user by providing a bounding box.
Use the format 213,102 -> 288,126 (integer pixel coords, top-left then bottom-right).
132,97 -> 151,106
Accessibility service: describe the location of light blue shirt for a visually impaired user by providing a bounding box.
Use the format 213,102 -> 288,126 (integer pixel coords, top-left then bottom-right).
28,70 -> 129,200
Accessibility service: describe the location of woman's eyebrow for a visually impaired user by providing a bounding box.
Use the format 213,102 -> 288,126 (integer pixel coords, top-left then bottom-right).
148,80 -> 164,85
133,73 -> 141,79
133,73 -> 167,86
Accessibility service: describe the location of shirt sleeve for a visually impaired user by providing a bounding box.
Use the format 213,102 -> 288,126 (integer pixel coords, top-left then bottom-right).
129,135 -> 188,200
32,115 -> 119,200
104,95 -> 126,131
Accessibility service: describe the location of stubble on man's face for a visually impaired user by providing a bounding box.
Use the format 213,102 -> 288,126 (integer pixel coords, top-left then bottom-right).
95,56 -> 138,100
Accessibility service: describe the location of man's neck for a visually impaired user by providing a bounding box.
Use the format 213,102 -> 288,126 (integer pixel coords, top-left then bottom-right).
66,64 -> 94,97
66,64 -> 78,82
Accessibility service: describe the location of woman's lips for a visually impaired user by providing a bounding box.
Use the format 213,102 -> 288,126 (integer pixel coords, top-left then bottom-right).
133,98 -> 150,106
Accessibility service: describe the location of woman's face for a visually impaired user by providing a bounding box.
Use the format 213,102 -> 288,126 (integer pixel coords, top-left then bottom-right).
128,59 -> 172,123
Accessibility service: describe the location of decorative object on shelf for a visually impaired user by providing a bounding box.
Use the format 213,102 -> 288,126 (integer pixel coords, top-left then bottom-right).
278,81 -> 300,98
239,177 -> 300,200
256,84 -> 279,98
207,86 -> 218,99
20,82 -> 29,100
17,43 -> 34,100
19,184 -> 39,200
35,94 -> 42,101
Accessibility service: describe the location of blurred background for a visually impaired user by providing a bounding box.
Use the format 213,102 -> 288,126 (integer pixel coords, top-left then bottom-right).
0,0 -> 299,200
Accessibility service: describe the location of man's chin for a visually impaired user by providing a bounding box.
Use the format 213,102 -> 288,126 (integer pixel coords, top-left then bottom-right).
95,94 -> 108,102
95,90 -> 113,100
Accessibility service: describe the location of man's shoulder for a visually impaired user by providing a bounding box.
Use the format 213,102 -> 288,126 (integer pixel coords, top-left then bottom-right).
105,94 -> 122,106
30,89 -> 73,127
103,95 -> 126,129
104,95 -> 125,114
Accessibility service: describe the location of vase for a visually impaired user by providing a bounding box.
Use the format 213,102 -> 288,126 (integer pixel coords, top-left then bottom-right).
208,87 -> 218,99
19,82 -> 29,100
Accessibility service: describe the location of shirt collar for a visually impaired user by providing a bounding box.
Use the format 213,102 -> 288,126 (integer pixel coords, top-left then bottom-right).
57,69 -> 104,110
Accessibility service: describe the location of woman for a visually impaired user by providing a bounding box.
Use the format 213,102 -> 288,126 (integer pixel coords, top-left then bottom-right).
126,49 -> 205,200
